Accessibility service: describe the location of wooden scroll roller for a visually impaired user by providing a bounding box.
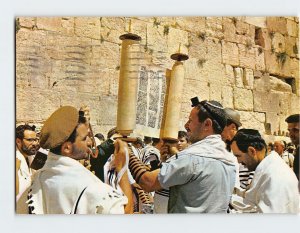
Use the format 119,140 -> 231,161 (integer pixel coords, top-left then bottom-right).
116,32 -> 141,137
160,51 -> 189,142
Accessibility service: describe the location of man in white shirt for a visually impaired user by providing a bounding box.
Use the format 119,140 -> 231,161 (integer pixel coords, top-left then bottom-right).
230,129 -> 299,213
16,124 -> 39,200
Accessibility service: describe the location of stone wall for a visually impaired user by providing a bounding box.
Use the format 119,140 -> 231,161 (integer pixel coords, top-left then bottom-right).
16,16 -> 299,141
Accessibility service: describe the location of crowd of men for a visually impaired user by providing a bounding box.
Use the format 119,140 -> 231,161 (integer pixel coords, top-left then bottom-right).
16,98 -> 300,214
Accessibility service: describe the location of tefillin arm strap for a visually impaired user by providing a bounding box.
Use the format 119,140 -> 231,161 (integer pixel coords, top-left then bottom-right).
128,145 -> 151,184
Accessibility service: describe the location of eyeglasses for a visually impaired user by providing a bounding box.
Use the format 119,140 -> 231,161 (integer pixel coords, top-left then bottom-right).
23,138 -> 39,143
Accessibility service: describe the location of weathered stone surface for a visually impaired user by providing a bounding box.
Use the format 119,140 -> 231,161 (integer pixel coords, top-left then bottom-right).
286,19 -> 299,37
238,44 -> 256,69
244,17 -> 267,28
271,32 -> 286,53
223,18 -> 236,43
238,110 -> 266,134
243,68 -> 254,89
290,94 -> 300,113
286,36 -> 298,58
224,64 -> 235,86
266,111 -> 280,135
221,41 -> 239,66
233,87 -> 253,111
266,17 -> 288,35
269,76 -> 292,92
206,17 -> 224,39
255,47 -> 266,71
15,16 -> 299,138
234,67 -> 244,88
253,90 -> 280,113
290,57 -> 299,80
36,17 -> 63,32
175,17 -> 206,34
221,86 -> 234,108
61,17 -> 75,36
18,17 -> 36,28
74,17 -> 101,40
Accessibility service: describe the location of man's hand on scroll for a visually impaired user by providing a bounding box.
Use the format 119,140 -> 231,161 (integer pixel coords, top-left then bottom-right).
160,140 -> 179,162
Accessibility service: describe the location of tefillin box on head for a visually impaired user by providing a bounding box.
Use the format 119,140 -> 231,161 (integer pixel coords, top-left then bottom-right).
191,96 -> 200,107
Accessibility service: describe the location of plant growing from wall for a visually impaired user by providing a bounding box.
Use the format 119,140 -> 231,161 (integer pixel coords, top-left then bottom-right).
100,35 -> 105,43
232,17 -> 237,26
163,25 -> 170,36
245,39 -> 252,50
276,52 -> 288,67
293,44 -> 298,55
258,47 -> 263,55
16,18 -> 20,33
197,32 -> 206,41
269,31 -> 275,39
197,58 -> 206,68
153,17 -> 161,28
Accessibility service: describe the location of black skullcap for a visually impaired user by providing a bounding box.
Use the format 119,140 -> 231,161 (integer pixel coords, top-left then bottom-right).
285,114 -> 299,123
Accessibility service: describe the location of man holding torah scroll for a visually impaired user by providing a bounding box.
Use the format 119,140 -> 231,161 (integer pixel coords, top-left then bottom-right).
115,98 -> 236,213
17,106 -> 133,214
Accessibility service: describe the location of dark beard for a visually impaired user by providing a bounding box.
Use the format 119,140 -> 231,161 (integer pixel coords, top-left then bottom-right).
21,144 -> 37,156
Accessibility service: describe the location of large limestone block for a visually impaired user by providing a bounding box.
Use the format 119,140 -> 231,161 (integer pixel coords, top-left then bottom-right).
278,92 -> 291,116
236,20 -> 250,35
206,17 -> 224,39
234,67 -> 244,88
74,17 -> 101,40
184,58 -> 209,83
233,87 -> 253,111
265,50 -> 292,77
221,41 -> 239,66
286,19 -> 299,37
238,110 -> 266,134
167,27 -> 189,56
266,17 -> 288,35
97,17 -> 126,45
209,82 -> 222,102
266,111 -> 280,135
16,88 -> 61,122
18,17 -> 36,29
90,40 -> 120,70
224,64 -> 235,86
269,76 -> 292,92
188,34 -> 206,59
286,36 -> 298,58
61,17 -> 75,36
243,68 -> 254,90
271,32 -> 286,53
175,17 -> 206,34
223,17 -> 236,43
36,17 -> 63,32
244,17 -> 267,28
182,79 -> 210,102
253,90 -> 280,113
290,57 -> 299,79
221,85 -> 234,108
238,44 -> 255,69
291,94 -> 300,113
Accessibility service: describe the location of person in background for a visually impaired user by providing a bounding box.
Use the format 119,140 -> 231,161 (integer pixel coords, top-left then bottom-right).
16,124 -> 39,200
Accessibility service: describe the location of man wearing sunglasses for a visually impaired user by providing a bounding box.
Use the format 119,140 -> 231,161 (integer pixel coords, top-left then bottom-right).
230,129 -> 299,213
16,124 -> 39,200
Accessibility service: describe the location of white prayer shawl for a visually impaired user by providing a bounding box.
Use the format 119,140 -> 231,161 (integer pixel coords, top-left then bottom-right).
231,151 -> 299,213
181,134 -> 237,165
16,149 -> 34,201
19,152 -> 127,214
